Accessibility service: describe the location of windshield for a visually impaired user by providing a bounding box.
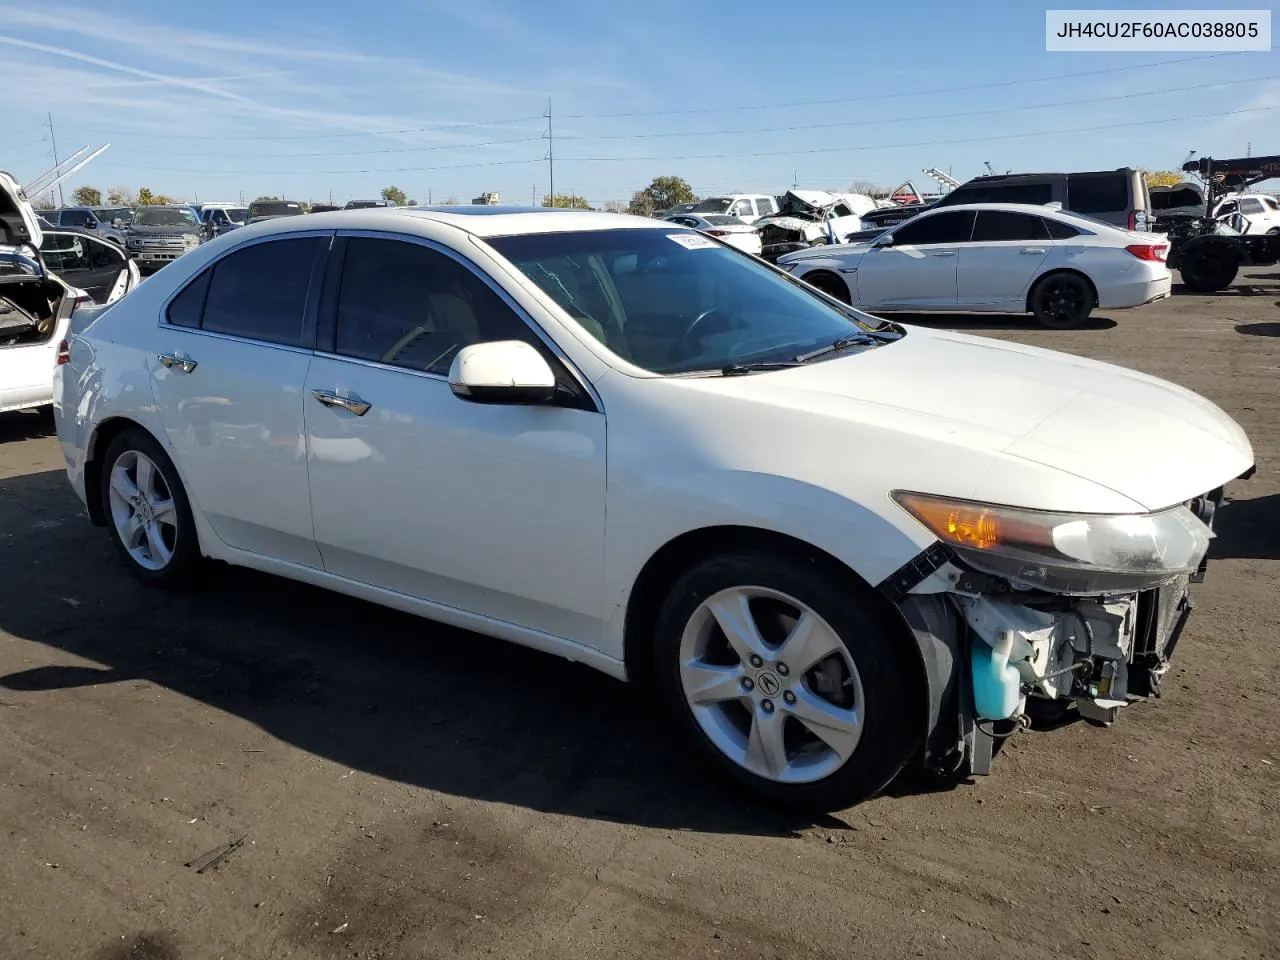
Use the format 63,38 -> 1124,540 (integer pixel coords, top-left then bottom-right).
703,215 -> 746,226
692,198 -> 733,214
224,207 -> 249,223
133,207 -> 198,227
777,194 -> 823,218
487,228 -> 887,375
96,207 -> 131,223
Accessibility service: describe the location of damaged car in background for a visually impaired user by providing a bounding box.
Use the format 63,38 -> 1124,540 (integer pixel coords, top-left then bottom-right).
755,189 -> 879,261
1,171 -> 137,414
53,208 -> 1253,810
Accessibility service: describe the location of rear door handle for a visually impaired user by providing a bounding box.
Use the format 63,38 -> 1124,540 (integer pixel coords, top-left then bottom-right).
312,389 -> 372,416
157,353 -> 197,373
1020,247 -> 1048,255
930,250 -> 957,257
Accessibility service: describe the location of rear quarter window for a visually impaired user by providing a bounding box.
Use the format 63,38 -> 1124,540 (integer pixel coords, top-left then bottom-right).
1068,174 -> 1129,214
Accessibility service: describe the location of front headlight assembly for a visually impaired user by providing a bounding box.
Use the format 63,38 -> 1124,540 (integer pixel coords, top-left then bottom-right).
891,491 -> 1213,595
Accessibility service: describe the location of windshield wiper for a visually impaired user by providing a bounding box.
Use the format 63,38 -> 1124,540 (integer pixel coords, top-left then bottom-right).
720,360 -> 806,376
794,335 -> 879,363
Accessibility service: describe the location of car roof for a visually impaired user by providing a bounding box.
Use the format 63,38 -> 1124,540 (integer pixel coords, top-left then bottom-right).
260,205 -> 661,238
909,202 -> 1079,216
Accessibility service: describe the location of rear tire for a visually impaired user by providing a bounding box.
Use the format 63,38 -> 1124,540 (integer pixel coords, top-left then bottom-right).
652,549 -> 920,811
1180,248 -> 1238,292
1029,272 -> 1094,329
100,428 -> 200,587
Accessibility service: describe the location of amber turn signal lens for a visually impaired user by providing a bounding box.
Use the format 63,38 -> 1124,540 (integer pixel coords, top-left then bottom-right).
892,493 -> 1003,549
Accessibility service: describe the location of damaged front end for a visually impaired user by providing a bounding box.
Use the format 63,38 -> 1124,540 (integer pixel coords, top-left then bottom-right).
879,481 -> 1245,777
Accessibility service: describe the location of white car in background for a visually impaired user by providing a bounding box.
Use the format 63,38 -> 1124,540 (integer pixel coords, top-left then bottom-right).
53,207 -> 1252,811
1214,193 -> 1280,235
777,203 -> 1171,328
690,194 -> 778,223
662,213 -> 762,256
1,171 -> 138,414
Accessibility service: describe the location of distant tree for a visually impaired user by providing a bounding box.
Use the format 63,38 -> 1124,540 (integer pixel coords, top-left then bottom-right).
635,175 -> 696,214
33,194 -> 55,210
106,186 -> 136,206
438,197 -> 459,205
71,185 -> 102,207
381,185 -> 411,207
601,200 -> 626,214
542,193 -> 592,210
253,195 -> 280,202
850,180 -> 889,198
627,190 -> 655,217
1145,170 -> 1184,187
137,187 -> 173,205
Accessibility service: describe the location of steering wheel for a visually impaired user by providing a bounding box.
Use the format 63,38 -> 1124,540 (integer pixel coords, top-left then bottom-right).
670,308 -> 730,363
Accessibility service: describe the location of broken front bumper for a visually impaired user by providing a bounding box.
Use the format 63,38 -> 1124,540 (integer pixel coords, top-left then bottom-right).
885,482 -> 1239,778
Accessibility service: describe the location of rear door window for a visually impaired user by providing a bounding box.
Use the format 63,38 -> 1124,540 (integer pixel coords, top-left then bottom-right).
200,237 -> 324,346
1067,173 -> 1129,214
1239,197 -> 1265,215
892,210 -> 975,245
167,270 -> 211,328
971,210 -> 1052,241
1044,218 -> 1082,239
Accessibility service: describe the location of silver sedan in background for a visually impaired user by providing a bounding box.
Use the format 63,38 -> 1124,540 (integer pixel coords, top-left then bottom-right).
661,213 -> 762,256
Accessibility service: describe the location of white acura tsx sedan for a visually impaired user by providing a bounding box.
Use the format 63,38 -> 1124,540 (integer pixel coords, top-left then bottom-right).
53,206 -> 1254,810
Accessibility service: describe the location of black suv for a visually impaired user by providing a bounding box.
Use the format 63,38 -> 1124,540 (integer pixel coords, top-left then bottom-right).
860,168 -> 1153,234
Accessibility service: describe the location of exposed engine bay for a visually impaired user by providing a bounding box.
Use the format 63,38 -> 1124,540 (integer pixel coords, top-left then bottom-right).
886,484 -> 1239,777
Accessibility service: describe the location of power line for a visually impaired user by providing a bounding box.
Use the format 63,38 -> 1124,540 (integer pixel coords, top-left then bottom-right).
556,74 -> 1278,142
68,114 -> 544,142
105,156 -> 542,176
113,135 -> 541,160
556,105 -> 1280,164
563,52 -> 1238,119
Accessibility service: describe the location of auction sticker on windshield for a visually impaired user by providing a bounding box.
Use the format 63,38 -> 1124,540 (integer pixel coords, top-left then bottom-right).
668,233 -> 719,250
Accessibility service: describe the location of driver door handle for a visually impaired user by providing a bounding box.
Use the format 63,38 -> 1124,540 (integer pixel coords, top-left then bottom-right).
157,353 -> 197,374
1020,247 -> 1048,255
312,389 -> 372,416
930,250 -> 957,257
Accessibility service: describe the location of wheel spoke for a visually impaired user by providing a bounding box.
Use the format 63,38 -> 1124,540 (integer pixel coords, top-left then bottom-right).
777,611 -> 843,674
135,455 -> 156,499
109,463 -> 139,502
122,513 -> 146,551
787,688 -> 862,761
706,590 -> 769,663
144,522 -> 172,566
681,661 -> 747,706
150,496 -> 177,527
745,708 -> 788,779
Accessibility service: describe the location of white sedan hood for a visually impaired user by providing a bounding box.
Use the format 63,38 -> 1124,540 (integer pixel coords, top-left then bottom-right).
730,326 -> 1253,511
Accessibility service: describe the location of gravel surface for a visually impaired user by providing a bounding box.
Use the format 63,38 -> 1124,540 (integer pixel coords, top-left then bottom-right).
1,270 -> 1276,959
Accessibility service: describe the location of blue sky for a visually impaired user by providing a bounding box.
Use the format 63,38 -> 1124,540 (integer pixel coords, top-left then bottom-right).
5,0 -> 1278,207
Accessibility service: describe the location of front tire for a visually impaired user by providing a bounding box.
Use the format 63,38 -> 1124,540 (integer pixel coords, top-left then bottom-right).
805,271 -> 852,305
652,550 -> 919,811
100,428 -> 200,586
1029,272 -> 1094,329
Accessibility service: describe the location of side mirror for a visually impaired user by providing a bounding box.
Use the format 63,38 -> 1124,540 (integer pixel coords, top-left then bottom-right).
112,218 -> 123,228
873,233 -> 895,248
84,220 -> 96,229
448,340 -> 557,405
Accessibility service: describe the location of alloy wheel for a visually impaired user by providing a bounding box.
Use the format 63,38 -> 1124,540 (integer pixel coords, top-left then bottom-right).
106,450 -> 179,571
678,586 -> 864,784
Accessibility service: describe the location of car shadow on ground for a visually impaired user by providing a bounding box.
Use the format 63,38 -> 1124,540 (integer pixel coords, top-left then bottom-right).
1236,321 -> 1280,337
891,313 -> 1118,332
0,407 -> 56,443
1211,492 -> 1280,562
1174,283 -> 1274,298
0,468 -> 861,837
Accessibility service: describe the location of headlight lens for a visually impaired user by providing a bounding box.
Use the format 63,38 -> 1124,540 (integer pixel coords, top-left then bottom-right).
891,491 -> 1212,594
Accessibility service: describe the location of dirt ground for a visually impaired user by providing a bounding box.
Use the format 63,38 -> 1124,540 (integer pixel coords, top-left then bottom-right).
1,270 -> 1277,960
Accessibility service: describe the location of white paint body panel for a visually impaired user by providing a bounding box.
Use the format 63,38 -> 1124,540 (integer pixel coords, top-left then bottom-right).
51,207 -> 1252,681
779,203 -> 1173,314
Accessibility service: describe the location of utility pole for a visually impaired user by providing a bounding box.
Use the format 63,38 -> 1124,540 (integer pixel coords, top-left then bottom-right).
46,112 -> 65,207
543,98 -> 555,207
532,183 -> 536,206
